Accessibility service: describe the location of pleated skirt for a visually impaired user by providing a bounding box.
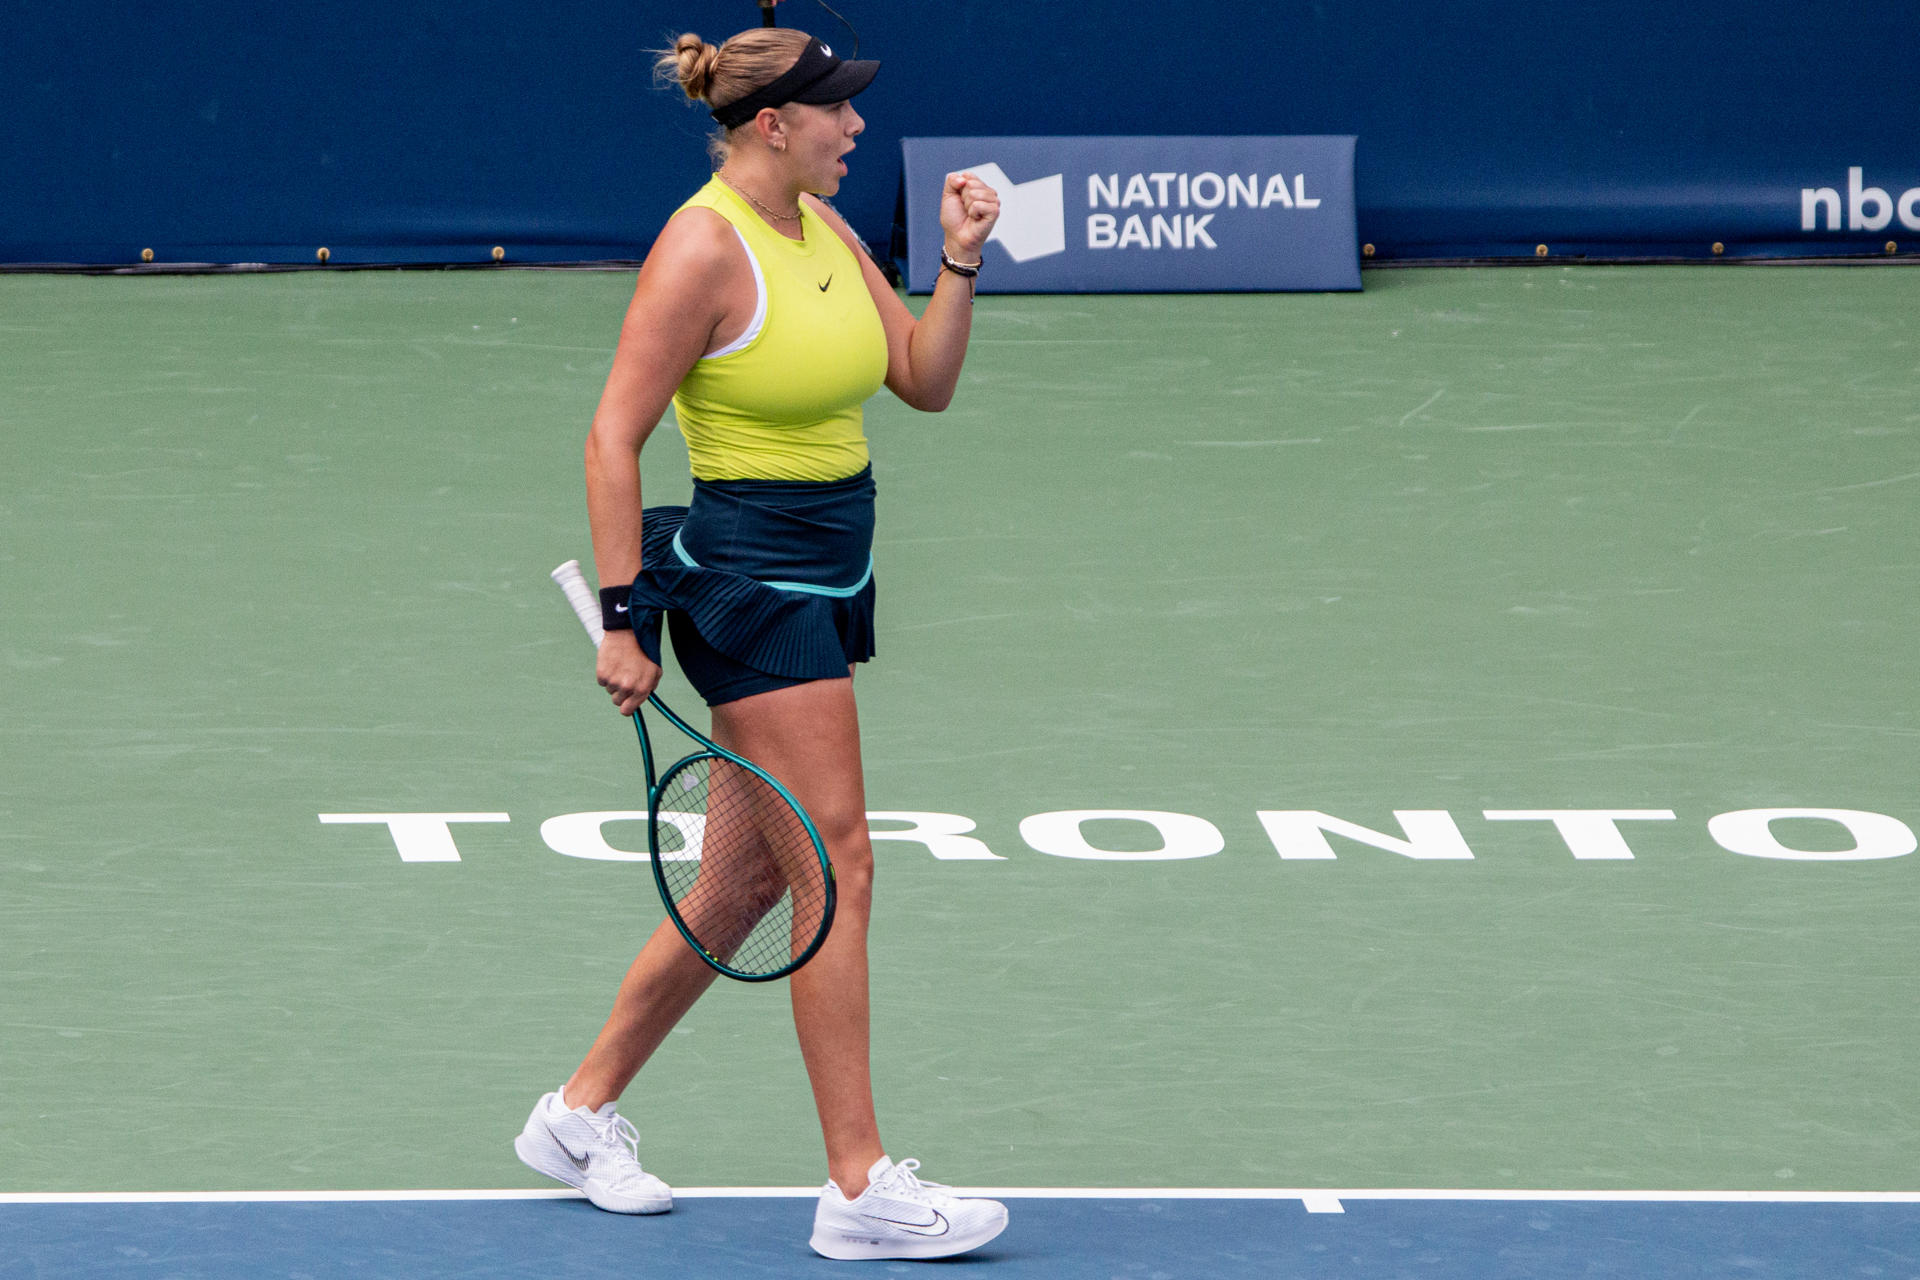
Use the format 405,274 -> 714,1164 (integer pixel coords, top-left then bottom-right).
625,466 -> 877,706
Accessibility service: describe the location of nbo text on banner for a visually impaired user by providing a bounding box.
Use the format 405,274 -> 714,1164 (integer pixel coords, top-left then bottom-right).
902,135 -> 1359,293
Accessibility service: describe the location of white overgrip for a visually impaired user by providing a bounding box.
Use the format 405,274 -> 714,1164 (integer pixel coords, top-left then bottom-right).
549,559 -> 606,647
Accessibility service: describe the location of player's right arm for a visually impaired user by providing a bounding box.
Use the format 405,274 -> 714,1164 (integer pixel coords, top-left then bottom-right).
586,209 -> 743,714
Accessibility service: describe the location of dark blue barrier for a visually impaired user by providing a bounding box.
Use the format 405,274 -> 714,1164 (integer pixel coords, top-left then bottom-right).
5,0 -> 1916,266
902,137 -> 1359,292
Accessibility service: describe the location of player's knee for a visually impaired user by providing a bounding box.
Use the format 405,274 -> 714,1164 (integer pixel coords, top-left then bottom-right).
820,818 -> 874,899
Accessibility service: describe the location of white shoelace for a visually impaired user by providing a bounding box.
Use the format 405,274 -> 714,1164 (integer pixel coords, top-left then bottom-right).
875,1159 -> 949,1202
586,1110 -> 644,1166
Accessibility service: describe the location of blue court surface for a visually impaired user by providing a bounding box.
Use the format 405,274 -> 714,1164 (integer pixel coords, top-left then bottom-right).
5,1192 -> 1918,1279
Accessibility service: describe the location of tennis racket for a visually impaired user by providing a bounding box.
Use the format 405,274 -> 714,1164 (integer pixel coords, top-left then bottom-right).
550,559 -> 836,982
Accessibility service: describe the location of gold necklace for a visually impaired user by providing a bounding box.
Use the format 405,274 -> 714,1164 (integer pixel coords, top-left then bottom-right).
718,172 -> 802,224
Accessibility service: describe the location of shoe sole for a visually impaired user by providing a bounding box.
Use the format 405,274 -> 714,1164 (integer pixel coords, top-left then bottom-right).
809,1210 -> 1008,1261
514,1119 -> 672,1215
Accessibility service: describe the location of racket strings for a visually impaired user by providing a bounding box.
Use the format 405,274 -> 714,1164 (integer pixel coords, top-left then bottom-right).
657,756 -> 830,977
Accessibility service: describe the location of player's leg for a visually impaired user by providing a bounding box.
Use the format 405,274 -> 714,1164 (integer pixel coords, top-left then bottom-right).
712,673 -> 1009,1260
512,917 -> 710,1213
541,617 -> 779,1112
564,917 -> 721,1108
710,673 -> 884,1194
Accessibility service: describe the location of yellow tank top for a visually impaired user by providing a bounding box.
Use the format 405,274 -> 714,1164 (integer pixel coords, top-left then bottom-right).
668,177 -> 888,482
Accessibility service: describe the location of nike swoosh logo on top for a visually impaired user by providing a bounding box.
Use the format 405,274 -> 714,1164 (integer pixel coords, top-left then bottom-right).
818,275 -> 832,291
862,1208 -> 950,1237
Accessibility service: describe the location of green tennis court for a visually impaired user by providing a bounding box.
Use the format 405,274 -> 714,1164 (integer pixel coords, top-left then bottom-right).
4,262 -> 1916,1218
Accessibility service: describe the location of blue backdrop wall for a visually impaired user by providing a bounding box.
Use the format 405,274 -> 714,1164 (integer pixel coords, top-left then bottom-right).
6,0 -> 1917,265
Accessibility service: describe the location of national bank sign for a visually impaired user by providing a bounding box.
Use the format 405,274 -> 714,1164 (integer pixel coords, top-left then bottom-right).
902,135 -> 1359,293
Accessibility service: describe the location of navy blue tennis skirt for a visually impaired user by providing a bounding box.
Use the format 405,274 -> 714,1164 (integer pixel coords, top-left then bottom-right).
624,467 -> 877,707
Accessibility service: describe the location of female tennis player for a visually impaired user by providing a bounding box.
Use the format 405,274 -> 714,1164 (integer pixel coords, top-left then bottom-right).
513,24 -> 1007,1262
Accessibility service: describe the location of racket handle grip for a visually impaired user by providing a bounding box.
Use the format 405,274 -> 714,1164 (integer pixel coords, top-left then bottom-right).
550,560 -> 607,647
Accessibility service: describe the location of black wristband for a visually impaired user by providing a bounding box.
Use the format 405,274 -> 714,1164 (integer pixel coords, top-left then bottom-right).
599,585 -> 633,632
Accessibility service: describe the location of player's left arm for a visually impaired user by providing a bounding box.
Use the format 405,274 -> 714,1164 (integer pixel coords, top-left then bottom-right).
806,171 -> 999,412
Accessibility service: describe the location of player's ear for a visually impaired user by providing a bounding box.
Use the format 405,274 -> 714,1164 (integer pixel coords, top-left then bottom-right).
755,108 -> 788,153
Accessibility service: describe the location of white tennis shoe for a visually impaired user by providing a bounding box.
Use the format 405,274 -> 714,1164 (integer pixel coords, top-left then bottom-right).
809,1156 -> 1008,1260
514,1090 -> 672,1214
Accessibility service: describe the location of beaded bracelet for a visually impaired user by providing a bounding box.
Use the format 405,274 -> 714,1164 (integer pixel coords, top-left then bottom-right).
939,249 -> 982,278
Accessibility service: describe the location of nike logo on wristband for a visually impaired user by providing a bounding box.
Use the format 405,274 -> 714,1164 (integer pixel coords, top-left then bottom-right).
818,275 -> 832,291
614,604 -> 628,613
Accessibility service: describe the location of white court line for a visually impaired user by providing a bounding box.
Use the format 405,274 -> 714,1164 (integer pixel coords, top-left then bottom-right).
4,1188 -> 1919,1211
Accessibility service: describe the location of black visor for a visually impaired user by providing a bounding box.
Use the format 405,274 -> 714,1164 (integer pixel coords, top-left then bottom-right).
710,37 -> 879,129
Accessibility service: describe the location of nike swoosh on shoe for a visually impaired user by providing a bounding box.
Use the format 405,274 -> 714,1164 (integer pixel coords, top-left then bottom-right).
546,1122 -> 592,1173
861,1208 -> 950,1237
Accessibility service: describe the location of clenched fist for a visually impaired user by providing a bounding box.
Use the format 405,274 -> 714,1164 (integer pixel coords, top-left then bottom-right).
941,171 -> 1001,259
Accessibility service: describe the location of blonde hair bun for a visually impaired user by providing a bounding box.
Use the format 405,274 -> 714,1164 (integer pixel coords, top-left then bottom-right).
666,33 -> 723,102
654,27 -> 811,113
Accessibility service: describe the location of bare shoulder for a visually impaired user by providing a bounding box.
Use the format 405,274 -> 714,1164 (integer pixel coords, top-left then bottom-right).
642,205 -> 744,288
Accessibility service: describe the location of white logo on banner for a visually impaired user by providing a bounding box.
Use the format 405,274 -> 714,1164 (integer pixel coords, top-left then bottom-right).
1800,167 -> 1920,233
959,162 -> 1066,262
1085,171 -> 1323,251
